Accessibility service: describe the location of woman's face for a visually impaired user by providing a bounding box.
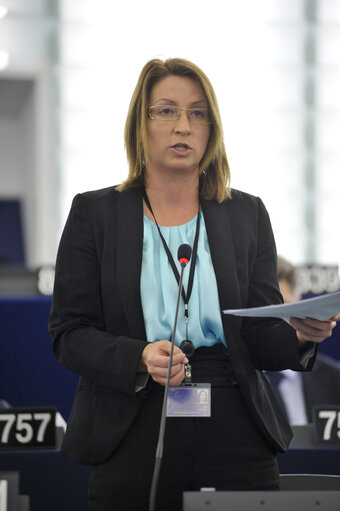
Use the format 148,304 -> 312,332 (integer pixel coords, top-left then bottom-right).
199,391 -> 207,403
146,75 -> 211,179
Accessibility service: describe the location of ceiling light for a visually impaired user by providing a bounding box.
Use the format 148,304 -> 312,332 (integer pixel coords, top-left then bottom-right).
0,6 -> 8,20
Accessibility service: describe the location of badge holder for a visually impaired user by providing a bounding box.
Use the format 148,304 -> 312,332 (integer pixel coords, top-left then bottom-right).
167,340 -> 211,418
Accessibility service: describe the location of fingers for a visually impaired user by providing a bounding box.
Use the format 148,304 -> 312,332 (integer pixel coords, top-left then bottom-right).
141,340 -> 188,385
290,316 -> 337,343
153,363 -> 186,387
149,361 -> 186,386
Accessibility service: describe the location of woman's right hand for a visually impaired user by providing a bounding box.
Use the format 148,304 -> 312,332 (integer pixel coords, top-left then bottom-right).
140,341 -> 188,386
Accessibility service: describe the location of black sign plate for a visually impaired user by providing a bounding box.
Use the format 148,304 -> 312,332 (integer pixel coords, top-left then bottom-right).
313,405 -> 340,447
0,407 -> 56,450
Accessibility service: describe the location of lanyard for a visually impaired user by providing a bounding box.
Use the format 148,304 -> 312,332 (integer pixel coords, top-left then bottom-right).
143,189 -> 200,339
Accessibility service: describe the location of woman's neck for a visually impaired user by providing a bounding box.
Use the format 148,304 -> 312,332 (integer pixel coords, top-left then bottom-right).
144,171 -> 200,226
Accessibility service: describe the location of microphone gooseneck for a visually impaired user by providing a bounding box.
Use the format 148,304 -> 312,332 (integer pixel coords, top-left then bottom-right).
149,243 -> 192,511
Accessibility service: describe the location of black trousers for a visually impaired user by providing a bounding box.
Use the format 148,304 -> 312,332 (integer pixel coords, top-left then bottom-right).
89,346 -> 280,511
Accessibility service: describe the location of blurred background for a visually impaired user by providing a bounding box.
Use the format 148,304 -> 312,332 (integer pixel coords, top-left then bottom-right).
0,0 -> 339,273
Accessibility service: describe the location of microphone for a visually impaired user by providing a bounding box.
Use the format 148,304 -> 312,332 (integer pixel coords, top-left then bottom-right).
178,243 -> 192,267
149,244 -> 192,511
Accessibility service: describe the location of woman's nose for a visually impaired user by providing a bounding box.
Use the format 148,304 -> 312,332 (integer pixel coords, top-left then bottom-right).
174,110 -> 191,134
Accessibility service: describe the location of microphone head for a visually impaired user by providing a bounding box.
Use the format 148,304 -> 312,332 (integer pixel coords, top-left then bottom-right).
178,244 -> 192,267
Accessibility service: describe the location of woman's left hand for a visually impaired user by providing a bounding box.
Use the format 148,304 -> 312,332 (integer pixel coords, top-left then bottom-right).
290,314 -> 340,343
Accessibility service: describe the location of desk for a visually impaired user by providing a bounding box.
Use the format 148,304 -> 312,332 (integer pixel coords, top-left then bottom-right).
0,446 -> 339,511
0,450 -> 89,511
278,425 -> 340,476
278,447 -> 340,476
0,296 -> 78,420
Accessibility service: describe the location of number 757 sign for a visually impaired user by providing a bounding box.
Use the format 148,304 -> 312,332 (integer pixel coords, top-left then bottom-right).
313,406 -> 340,447
0,407 -> 56,450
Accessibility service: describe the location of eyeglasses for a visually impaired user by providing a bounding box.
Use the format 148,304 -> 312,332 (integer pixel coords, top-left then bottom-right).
148,105 -> 212,125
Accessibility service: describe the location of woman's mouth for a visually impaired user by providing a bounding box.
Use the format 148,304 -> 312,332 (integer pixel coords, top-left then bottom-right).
171,143 -> 192,155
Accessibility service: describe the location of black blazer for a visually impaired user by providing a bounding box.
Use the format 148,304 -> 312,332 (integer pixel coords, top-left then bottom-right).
49,185 -> 316,464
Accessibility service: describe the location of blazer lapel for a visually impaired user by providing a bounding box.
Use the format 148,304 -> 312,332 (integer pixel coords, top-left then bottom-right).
116,187 -> 146,340
201,197 -> 244,348
201,198 -> 241,311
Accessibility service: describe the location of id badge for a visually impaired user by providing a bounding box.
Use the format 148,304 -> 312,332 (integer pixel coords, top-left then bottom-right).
166,383 -> 211,417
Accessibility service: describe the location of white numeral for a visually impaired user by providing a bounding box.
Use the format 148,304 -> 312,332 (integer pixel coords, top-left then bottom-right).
0,414 -> 16,443
319,410 -> 337,440
33,413 -> 51,442
16,413 -> 34,443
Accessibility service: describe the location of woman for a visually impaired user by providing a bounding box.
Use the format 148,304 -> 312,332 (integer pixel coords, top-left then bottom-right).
49,58 -> 338,511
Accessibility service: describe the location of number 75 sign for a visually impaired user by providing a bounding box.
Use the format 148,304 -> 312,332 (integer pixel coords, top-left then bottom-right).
0,408 -> 56,450
313,406 -> 340,447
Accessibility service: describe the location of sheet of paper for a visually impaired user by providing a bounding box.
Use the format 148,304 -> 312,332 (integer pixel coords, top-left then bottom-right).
223,291 -> 340,322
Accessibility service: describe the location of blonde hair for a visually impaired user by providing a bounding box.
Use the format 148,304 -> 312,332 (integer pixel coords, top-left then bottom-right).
277,255 -> 298,292
118,58 -> 231,202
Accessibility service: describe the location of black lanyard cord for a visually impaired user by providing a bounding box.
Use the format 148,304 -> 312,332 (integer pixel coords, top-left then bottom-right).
143,189 -> 200,321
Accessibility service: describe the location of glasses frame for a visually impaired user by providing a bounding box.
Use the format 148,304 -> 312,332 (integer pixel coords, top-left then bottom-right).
148,105 -> 212,125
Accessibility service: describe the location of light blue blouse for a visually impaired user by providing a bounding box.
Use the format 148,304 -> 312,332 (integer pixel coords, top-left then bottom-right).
140,212 -> 227,349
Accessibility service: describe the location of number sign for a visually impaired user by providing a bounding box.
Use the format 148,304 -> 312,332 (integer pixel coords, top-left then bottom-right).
0,407 -> 56,450
313,405 -> 340,447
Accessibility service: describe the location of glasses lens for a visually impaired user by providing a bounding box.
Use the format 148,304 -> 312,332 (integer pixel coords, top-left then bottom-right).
188,109 -> 211,124
149,106 -> 178,120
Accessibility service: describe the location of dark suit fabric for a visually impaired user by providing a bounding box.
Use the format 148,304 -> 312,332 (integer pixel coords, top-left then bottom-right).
302,354 -> 340,422
88,347 -> 281,510
48,185 -> 316,465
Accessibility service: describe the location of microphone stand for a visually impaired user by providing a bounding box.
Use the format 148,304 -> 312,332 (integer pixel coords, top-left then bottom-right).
149,260 -> 187,511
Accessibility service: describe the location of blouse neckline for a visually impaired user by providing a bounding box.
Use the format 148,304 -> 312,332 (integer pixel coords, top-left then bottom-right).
143,212 -> 199,229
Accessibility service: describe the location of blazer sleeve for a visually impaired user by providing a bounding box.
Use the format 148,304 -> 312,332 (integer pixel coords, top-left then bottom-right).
48,193 -> 147,397
240,197 -> 317,371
